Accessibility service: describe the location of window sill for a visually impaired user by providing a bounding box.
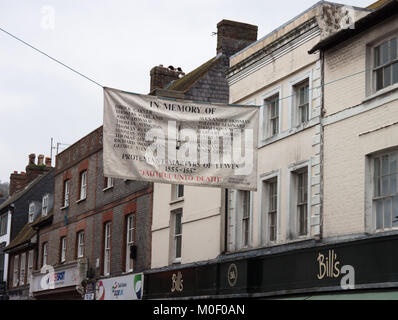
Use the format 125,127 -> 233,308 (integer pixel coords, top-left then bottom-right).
60,205 -> 69,210
259,117 -> 320,149
102,186 -> 114,192
170,198 -> 184,205
76,197 -> 86,204
364,83 -> 398,104
172,258 -> 181,264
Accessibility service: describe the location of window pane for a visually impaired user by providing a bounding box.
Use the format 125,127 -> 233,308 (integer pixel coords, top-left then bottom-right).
382,155 -> 389,175
391,173 -> 397,195
376,199 -> 383,229
175,213 -> 182,235
390,38 -> 397,61
374,46 -> 380,67
393,62 -> 398,84
381,41 -> 389,65
376,69 -> 383,90
382,175 -> 389,196
384,198 -> 392,228
392,196 -> 398,228
384,65 -> 392,88
175,236 -> 181,258
177,185 -> 184,198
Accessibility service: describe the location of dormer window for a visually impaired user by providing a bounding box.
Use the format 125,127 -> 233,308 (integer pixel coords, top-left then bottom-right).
42,194 -> 49,216
28,203 -> 35,223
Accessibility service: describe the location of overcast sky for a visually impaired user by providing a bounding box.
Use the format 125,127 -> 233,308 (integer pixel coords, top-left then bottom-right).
0,0 -> 374,183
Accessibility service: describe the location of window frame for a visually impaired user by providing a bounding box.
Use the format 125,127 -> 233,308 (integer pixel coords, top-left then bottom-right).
372,35 -> 398,93
79,170 -> 87,200
77,231 -> 85,259
241,191 -> 251,248
0,214 -> 8,236
28,203 -> 35,223
60,236 -> 67,263
260,86 -> 282,141
289,71 -> 312,129
42,242 -> 48,267
372,149 -> 398,231
19,252 -> 26,286
42,194 -> 49,216
125,214 -> 135,272
13,255 -> 19,287
172,209 -> 183,263
63,179 -> 70,208
103,222 -> 111,275
27,250 -> 33,284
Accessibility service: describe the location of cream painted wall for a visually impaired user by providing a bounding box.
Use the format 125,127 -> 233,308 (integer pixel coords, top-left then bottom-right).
151,183 -> 222,269
323,98 -> 398,237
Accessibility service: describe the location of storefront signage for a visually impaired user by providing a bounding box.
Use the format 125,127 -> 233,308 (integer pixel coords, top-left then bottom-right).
96,273 -> 143,300
171,271 -> 183,292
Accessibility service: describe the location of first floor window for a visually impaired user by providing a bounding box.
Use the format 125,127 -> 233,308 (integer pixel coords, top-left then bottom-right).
373,150 -> 398,230
125,214 -> 135,271
173,209 -> 182,262
77,231 -> 84,258
267,180 -> 278,242
27,250 -> 33,284
104,222 -> 111,275
60,237 -> 66,263
104,177 -> 114,189
297,170 -> 308,236
241,191 -> 251,247
13,255 -> 19,287
172,184 -> 184,201
42,242 -> 48,266
20,253 -> 26,286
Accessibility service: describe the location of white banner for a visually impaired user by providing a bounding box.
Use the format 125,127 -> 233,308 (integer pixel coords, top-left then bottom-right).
103,87 -> 259,191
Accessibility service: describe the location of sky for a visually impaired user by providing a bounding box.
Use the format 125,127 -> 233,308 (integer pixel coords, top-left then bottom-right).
0,0 -> 374,183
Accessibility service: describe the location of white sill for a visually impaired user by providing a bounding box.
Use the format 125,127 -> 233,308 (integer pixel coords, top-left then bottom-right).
363,83 -> 398,104
76,197 -> 86,204
173,258 -> 181,264
170,198 -> 184,205
102,186 -> 114,192
60,205 -> 69,210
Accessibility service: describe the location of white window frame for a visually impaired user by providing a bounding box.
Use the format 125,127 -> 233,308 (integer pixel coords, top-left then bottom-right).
42,194 -> 49,216
64,180 -> 70,208
104,177 -> 114,190
79,171 -> 87,200
260,86 -> 282,141
103,222 -> 111,275
259,170 -> 281,246
125,214 -> 135,272
77,231 -> 84,258
27,250 -> 33,284
171,184 -> 184,202
19,252 -> 26,286
42,242 -> 48,267
371,150 -> 398,232
289,71 -> 313,129
13,255 -> 19,287
287,161 -> 311,240
60,237 -> 66,263
28,203 -> 35,223
372,35 -> 398,93
172,209 -> 183,263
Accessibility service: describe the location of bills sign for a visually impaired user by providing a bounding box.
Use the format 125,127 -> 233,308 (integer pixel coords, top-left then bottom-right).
103,87 -> 259,190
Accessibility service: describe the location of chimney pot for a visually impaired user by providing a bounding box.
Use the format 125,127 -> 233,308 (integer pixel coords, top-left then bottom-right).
45,157 -> 52,167
38,154 -> 44,166
28,153 -> 36,165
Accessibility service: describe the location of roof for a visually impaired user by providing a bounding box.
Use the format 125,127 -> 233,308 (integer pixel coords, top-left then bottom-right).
166,55 -> 221,92
0,168 -> 54,212
4,210 -> 53,252
309,0 -> 398,53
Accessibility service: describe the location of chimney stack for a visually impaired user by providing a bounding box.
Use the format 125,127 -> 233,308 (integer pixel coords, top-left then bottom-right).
150,65 -> 185,94
9,171 -> 28,196
28,153 -> 36,166
216,20 -> 258,57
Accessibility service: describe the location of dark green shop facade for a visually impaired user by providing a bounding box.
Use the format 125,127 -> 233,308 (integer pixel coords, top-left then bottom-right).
143,233 -> 398,300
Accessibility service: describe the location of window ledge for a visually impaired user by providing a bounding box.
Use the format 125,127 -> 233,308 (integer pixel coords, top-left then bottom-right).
76,197 -> 86,204
102,186 -> 114,192
363,83 -> 398,104
172,258 -> 181,264
170,198 -> 184,205
259,117 -> 320,149
60,205 -> 69,210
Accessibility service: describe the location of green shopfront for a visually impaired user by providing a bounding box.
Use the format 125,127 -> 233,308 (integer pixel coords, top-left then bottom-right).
144,233 -> 398,300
